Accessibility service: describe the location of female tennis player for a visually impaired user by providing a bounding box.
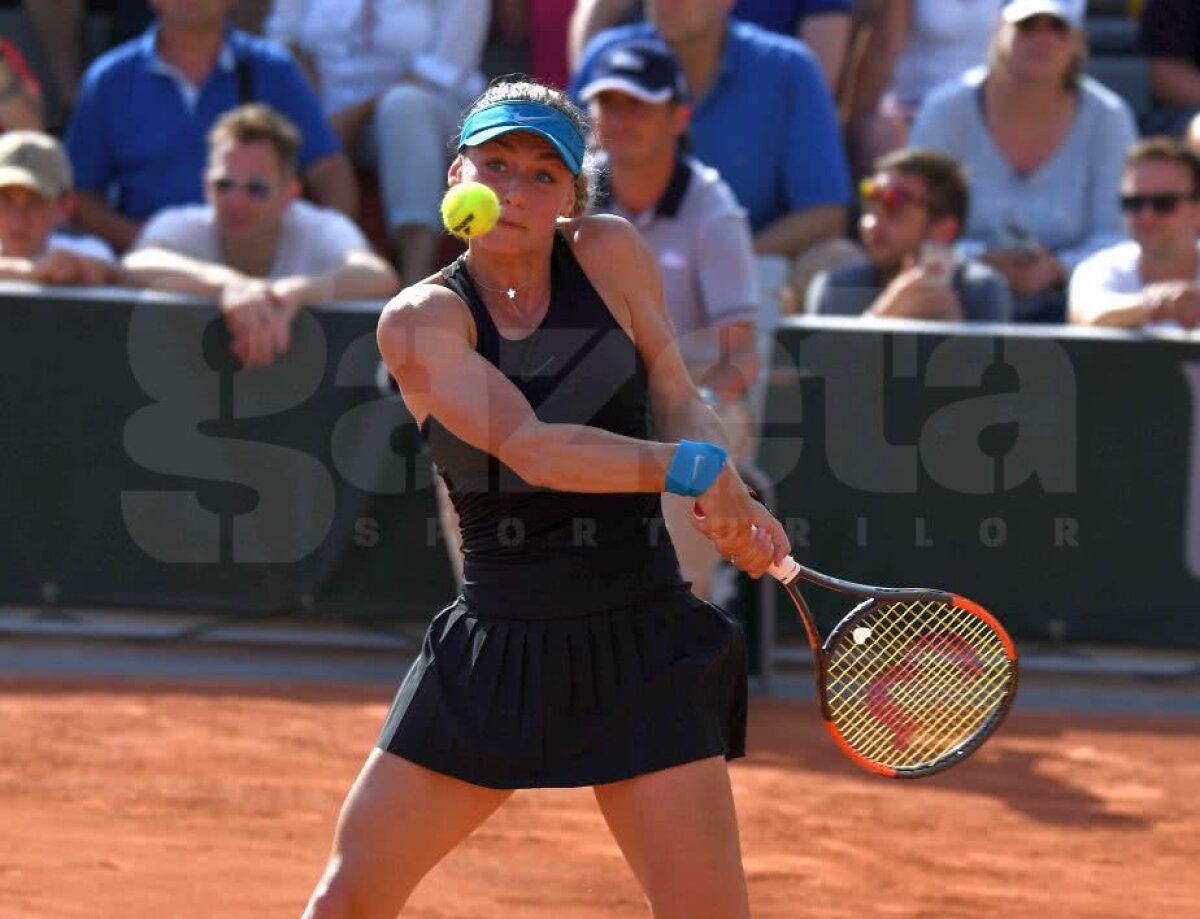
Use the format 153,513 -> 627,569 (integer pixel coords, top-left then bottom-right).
302,79 -> 789,919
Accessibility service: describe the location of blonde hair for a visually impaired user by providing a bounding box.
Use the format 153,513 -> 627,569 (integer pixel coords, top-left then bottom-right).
456,78 -> 596,217
207,103 -> 301,176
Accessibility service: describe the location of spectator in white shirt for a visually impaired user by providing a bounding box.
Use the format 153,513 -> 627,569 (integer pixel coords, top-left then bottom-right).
1069,137 -> 1200,330
123,104 -> 399,368
267,0 -> 490,286
0,130 -> 116,285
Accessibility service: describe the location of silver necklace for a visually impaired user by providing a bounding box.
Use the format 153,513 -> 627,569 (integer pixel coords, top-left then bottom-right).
469,262 -> 549,309
476,278 -> 520,301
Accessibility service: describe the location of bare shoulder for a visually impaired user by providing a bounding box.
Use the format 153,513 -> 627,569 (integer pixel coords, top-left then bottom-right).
562,213 -> 648,270
560,214 -> 657,313
377,280 -> 473,346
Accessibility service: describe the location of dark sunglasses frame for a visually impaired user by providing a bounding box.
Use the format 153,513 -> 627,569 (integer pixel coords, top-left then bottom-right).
1119,192 -> 1200,215
211,176 -> 275,200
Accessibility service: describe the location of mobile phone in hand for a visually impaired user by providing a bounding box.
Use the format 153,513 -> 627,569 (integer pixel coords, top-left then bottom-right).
919,241 -> 956,289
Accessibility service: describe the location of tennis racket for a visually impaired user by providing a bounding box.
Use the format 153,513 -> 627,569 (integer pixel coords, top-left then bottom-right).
765,554 -> 1018,779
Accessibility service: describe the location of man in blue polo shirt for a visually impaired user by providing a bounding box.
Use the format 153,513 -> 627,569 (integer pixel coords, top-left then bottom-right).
570,0 -> 856,309
65,0 -> 356,253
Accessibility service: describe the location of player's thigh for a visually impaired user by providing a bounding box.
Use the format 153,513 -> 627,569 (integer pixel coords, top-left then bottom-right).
308,749 -> 512,917
592,756 -> 749,919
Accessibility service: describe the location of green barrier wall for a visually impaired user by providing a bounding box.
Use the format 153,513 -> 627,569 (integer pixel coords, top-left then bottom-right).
2,289 -> 1197,646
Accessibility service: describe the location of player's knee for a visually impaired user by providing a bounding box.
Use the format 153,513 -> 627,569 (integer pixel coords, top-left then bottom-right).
643,882 -> 750,919
640,858 -> 750,919
301,868 -> 374,919
303,861 -> 414,919
377,82 -> 438,123
301,882 -> 350,919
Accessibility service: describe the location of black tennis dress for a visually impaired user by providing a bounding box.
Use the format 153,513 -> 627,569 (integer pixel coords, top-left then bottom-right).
376,232 -> 747,789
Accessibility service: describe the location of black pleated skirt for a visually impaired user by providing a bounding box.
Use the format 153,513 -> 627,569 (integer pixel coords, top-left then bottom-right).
376,585 -> 748,789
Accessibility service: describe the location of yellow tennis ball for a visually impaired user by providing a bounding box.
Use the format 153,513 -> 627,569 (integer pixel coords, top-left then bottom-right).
440,181 -> 501,240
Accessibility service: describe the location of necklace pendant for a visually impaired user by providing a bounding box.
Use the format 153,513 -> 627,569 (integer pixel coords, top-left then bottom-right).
506,288 -> 516,300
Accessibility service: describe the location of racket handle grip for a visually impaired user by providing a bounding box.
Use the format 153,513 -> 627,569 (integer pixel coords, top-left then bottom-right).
693,501 -> 800,584
767,556 -> 801,584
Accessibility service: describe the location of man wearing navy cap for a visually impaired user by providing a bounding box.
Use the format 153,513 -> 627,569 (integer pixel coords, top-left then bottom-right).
581,37 -> 760,602
572,0 -> 856,312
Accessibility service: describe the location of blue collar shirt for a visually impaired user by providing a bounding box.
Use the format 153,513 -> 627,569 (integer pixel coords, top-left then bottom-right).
67,26 -> 340,220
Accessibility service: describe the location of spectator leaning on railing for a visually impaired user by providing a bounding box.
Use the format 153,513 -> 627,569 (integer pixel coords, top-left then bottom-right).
806,147 -> 1012,323
65,0 -> 357,255
909,0 -> 1137,324
1069,138 -> 1200,330
121,104 -> 398,370
0,130 -> 116,285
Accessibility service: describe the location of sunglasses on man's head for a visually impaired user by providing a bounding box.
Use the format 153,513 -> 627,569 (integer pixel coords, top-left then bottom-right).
211,176 -> 274,200
1119,192 -> 1198,215
1014,15 -> 1071,37
859,177 -> 929,215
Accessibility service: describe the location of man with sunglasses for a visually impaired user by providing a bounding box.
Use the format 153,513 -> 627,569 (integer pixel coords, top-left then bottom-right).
1069,138 -> 1200,329
806,148 -> 1012,322
123,104 -> 398,368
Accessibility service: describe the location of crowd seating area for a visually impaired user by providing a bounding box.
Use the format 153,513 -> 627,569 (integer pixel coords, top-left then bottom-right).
0,1 -> 1178,252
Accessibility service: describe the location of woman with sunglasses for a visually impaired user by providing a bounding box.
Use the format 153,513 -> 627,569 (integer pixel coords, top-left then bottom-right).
1069,137 -> 1200,329
301,80 -> 789,919
909,0 -> 1138,323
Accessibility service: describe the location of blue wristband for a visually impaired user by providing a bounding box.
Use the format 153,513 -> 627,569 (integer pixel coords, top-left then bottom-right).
664,441 -> 728,497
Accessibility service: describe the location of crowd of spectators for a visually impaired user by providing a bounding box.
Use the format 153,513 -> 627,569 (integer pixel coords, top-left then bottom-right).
0,0 -> 1198,347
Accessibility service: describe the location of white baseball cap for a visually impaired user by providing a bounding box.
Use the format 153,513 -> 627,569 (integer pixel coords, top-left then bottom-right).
1002,0 -> 1085,29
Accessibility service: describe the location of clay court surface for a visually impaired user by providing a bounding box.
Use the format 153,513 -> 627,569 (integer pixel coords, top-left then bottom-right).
1,673 -> 1198,919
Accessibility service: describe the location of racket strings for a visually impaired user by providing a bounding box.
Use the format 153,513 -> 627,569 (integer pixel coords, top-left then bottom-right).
828,604 -> 1011,767
823,600 -> 1013,770
845,609 -> 1009,761
829,624 -> 1008,767
830,604 -> 1011,759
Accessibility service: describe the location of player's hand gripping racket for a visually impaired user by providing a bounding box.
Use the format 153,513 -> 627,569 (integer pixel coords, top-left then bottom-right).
765,553 -> 1018,778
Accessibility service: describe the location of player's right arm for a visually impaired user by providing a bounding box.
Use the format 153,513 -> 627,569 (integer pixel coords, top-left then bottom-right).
377,283 -> 679,494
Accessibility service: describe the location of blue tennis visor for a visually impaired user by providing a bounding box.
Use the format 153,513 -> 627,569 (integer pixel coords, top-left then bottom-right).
458,101 -> 585,175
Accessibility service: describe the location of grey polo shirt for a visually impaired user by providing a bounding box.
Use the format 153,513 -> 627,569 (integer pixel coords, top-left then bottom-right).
592,154 -> 759,367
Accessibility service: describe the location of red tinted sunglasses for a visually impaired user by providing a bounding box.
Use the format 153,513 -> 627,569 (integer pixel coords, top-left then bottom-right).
859,177 -> 929,215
